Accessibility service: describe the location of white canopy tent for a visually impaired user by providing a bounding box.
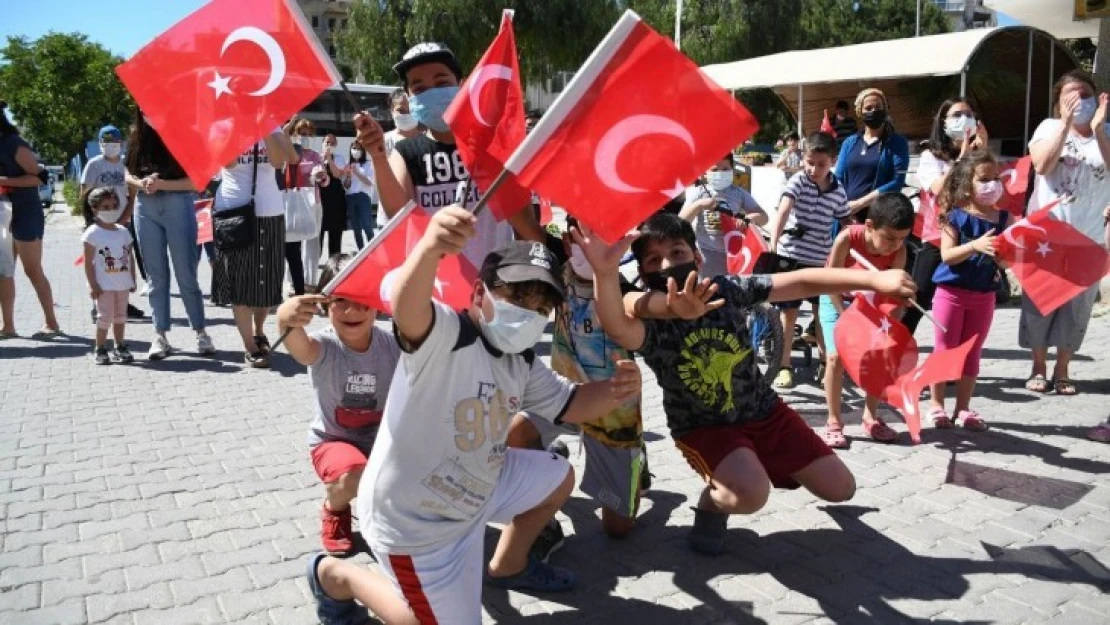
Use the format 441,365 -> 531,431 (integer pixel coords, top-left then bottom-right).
985,0 -> 1099,42
701,26 -> 1078,152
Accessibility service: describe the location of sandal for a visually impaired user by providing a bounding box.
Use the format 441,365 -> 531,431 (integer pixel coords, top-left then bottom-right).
956,410 -> 989,432
254,335 -> 271,355
862,418 -> 898,443
245,351 -> 270,369
1087,423 -> 1110,443
1052,378 -> 1078,396
1024,374 -> 1049,393
927,407 -> 954,429
773,368 -> 795,389
822,423 -> 849,449
31,327 -> 63,340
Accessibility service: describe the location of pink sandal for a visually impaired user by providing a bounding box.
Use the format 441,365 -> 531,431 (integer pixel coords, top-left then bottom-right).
1088,423 -> 1110,443
928,407 -> 954,429
862,418 -> 898,443
956,410 -> 989,432
822,423 -> 850,450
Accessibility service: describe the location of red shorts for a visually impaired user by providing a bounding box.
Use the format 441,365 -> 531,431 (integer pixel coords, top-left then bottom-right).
310,441 -> 369,483
675,401 -> 833,489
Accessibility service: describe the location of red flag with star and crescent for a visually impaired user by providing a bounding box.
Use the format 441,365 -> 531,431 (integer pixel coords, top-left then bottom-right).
882,336 -> 976,444
323,202 -> 477,314
502,10 -> 759,243
444,10 -> 532,221
834,295 -> 918,397
116,0 -> 338,188
719,213 -> 766,275
994,203 -> 1110,316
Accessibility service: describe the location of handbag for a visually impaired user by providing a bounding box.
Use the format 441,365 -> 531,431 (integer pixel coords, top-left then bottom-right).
213,144 -> 258,251
283,164 -> 320,242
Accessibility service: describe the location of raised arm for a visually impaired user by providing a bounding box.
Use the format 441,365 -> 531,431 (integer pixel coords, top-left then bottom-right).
276,295 -> 328,366
355,113 -> 413,218
263,131 -> 297,169
768,267 -> 915,304
571,225 -> 646,351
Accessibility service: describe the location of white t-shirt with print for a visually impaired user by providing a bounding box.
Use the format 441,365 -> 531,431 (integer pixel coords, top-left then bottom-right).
346,160 -> 376,202
358,301 -> 576,554
82,224 -> 135,292
214,138 -> 283,218
1029,118 -> 1110,244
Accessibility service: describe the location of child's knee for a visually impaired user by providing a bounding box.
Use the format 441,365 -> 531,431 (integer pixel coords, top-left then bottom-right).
822,473 -> 856,503
326,466 -> 364,499
711,478 -> 770,514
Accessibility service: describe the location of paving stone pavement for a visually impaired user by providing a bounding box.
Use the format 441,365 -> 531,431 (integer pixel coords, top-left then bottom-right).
2,210 -> 1109,625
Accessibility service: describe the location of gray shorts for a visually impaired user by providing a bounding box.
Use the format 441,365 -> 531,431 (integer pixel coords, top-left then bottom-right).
1018,282 -> 1100,353
523,414 -> 643,519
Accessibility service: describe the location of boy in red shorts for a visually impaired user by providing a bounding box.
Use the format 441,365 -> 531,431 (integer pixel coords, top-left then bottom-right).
575,212 -> 915,554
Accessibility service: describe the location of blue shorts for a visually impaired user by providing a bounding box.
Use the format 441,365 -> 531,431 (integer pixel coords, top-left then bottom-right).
817,295 -> 842,356
10,202 -> 45,241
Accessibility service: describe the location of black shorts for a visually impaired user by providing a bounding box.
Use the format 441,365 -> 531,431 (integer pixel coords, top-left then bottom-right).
772,260 -> 822,310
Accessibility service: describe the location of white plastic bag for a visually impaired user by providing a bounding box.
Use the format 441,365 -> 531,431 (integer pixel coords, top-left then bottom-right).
284,187 -> 320,242
0,198 -> 15,278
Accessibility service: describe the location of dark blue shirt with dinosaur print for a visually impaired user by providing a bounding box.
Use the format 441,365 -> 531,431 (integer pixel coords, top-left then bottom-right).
638,274 -> 778,438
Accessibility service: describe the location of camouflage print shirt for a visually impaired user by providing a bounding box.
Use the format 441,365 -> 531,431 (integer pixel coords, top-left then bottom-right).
638,274 -> 779,439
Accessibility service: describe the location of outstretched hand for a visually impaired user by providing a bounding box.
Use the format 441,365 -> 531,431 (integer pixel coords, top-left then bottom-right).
570,223 -> 638,274
666,271 -> 724,320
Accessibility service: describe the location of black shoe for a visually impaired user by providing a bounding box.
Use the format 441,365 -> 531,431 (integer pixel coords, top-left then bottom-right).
688,507 -> 728,555
113,344 -> 134,364
245,351 -> 270,369
126,304 -> 145,320
254,335 -> 271,355
528,518 -> 565,564
93,346 -> 111,365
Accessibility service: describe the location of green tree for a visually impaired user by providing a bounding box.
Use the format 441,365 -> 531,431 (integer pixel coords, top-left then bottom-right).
798,0 -> 949,49
0,33 -> 134,163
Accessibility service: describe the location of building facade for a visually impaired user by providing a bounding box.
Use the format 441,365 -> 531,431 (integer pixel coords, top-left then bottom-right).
930,0 -> 997,31
296,0 -> 353,61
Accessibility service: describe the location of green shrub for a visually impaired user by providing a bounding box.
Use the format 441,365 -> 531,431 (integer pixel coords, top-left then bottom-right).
63,179 -> 81,215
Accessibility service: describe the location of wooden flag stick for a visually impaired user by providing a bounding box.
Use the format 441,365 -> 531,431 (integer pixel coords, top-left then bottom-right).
848,249 -> 947,333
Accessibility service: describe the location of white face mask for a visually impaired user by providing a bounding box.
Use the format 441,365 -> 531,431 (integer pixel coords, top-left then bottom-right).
97,208 -> 123,224
706,170 -> 733,191
351,149 -> 364,160
101,143 -> 122,159
479,286 -> 549,354
944,115 -> 977,140
973,180 -> 1004,206
569,245 -> 593,280
291,136 -> 304,147
393,112 -> 418,132
1074,96 -> 1098,126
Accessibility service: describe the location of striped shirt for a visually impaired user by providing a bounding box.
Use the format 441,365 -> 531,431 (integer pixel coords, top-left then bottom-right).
778,171 -> 850,267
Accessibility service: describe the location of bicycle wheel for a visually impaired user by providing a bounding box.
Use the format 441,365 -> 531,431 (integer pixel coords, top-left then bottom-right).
746,302 -> 784,384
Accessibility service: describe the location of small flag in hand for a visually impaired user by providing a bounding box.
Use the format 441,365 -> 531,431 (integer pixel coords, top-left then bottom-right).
820,110 -> 835,136
720,213 -> 766,275
323,202 -> 477,314
502,10 -> 759,243
834,294 -> 917,396
998,156 -> 1032,219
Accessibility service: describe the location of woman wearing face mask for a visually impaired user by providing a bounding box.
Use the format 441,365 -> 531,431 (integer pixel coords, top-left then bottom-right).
679,153 -> 768,278
834,88 -> 910,224
345,142 -> 376,249
1020,70 -> 1110,397
902,97 -> 989,334
316,134 -> 349,271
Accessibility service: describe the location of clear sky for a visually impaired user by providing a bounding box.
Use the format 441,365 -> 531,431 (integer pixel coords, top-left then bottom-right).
2,1 -> 1022,59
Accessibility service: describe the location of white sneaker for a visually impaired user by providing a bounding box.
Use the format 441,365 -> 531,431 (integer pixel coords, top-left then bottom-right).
139,281 -> 152,296
196,332 -> 216,356
148,334 -> 171,361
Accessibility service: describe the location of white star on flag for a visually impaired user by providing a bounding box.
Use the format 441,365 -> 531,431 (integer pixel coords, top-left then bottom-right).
1036,241 -> 1052,258
207,71 -> 233,99
878,317 -> 892,335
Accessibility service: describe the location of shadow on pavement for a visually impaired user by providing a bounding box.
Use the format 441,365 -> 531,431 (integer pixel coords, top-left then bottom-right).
930,428 -> 1110,476
944,452 -> 1096,510
990,419 -> 1109,444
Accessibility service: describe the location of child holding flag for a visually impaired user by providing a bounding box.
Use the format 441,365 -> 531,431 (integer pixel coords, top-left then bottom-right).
819,193 -> 915,448
276,255 -> 401,556
575,211 -> 915,555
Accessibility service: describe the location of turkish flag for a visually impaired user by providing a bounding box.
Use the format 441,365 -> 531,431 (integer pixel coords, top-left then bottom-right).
994,205 -> 1110,316
195,198 -> 214,245
820,110 -> 835,136
444,10 -> 532,221
834,295 -> 918,396
720,213 -> 766,275
503,10 -> 759,243
116,0 -> 338,188
881,336 -> 976,443
998,156 -> 1032,219
323,202 -> 477,314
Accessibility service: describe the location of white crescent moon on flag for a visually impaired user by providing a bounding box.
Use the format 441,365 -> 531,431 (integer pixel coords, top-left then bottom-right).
739,248 -> 753,273
468,64 -> 513,127
594,115 -> 694,196
221,26 -> 287,97
379,267 -> 401,305
1001,219 -> 1048,250
722,231 -> 752,273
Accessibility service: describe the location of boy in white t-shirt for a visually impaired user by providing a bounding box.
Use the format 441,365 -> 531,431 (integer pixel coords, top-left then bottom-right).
306,205 -> 642,624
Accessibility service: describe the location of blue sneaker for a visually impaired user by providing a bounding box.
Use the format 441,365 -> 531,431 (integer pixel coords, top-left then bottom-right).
307,553 -> 373,625
486,556 -> 576,592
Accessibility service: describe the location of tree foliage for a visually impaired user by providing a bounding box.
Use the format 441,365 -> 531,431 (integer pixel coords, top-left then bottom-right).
0,33 -> 134,163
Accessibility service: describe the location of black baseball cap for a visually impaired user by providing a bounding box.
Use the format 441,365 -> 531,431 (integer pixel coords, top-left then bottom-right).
393,42 -> 463,84
482,241 -> 565,301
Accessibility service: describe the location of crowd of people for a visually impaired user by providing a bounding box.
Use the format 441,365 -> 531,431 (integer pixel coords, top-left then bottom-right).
1,40 -> 1109,624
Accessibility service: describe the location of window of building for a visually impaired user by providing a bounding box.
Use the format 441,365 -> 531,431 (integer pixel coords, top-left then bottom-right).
329,18 -> 336,30
329,44 -> 336,56
312,16 -> 319,27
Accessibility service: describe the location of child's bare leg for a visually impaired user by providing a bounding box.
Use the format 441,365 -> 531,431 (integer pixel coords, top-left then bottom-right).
860,394 -> 881,426
325,467 -> 362,512
699,447 -> 771,515
95,326 -> 109,348
791,454 -> 856,503
954,377 -> 976,414
779,308 -> 800,368
112,322 -> 125,345
488,466 -> 574,577
824,355 -> 844,427
929,381 -> 946,413
316,557 -> 419,625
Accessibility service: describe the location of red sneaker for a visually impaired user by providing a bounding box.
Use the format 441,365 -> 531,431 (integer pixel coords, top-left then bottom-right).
320,504 -> 354,555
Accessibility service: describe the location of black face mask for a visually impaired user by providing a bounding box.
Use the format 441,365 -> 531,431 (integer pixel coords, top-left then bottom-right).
642,261 -> 698,292
861,109 -> 887,129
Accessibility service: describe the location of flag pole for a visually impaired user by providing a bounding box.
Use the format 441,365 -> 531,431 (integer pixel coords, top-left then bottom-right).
849,249 -> 946,333
468,168 -> 512,217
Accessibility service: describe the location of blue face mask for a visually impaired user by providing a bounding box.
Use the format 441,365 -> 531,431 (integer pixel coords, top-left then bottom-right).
409,86 -> 460,133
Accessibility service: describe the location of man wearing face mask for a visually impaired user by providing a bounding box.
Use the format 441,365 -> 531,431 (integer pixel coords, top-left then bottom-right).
679,153 -> 767,279
377,89 -> 422,231
81,125 -> 147,319
354,42 -> 546,270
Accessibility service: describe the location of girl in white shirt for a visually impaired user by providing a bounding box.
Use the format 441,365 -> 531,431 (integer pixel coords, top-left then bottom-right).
345,144 -> 376,249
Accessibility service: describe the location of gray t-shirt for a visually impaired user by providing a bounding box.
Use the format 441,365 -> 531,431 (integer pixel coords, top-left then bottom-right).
80,155 -> 128,206
307,325 -> 401,453
683,184 -> 763,252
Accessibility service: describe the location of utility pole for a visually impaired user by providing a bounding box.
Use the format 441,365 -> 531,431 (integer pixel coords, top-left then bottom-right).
916,0 -> 921,37
675,0 -> 683,50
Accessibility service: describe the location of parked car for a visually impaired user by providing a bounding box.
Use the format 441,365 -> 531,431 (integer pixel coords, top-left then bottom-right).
38,168 -> 55,208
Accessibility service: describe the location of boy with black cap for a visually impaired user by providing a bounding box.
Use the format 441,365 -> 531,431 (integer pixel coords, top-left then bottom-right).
307,205 -> 643,624
354,42 -> 546,269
